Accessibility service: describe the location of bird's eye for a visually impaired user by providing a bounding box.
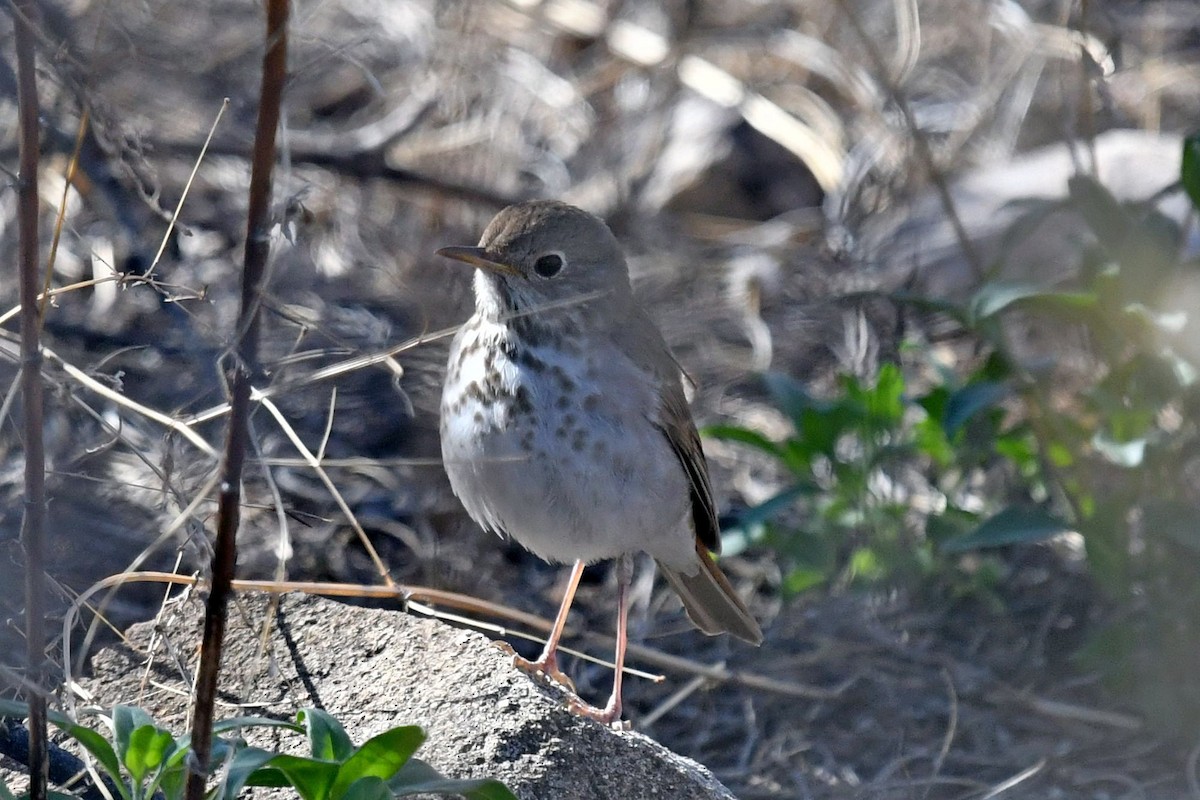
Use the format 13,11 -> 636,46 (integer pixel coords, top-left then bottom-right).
533,252 -> 565,278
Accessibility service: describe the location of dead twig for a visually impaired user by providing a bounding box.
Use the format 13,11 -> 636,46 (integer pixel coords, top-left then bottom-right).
977,759 -> 1047,800
185,1 -> 288,798
39,109 -> 89,322
147,98 -> 231,275
258,394 -> 394,585
0,338 -> 219,458
990,689 -> 1144,731
13,0 -> 49,797
923,667 -> 959,800
62,572 -> 845,702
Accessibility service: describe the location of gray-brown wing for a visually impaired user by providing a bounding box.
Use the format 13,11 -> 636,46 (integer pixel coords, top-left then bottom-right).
616,305 -> 723,554
655,377 -> 722,555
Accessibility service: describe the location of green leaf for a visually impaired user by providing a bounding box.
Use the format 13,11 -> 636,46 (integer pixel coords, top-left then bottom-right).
1082,505 -> 1130,592
847,547 -> 884,582
1044,441 -> 1073,468
1181,134 -> 1200,212
1068,174 -> 1131,247
56,725 -> 127,794
915,383 -> 950,420
161,715 -> 300,771
913,419 -> 955,467
156,765 -> 187,800
123,725 -> 176,784
701,424 -> 783,458
796,404 -> 851,459
298,709 -> 354,763
339,777 -> 392,800
330,726 -> 425,799
968,282 -> 1096,323
0,702 -> 133,799
217,746 -> 282,800
782,567 -> 827,594
0,700 -> 30,719
212,716 -> 302,736
943,381 -> 1008,437
926,507 -> 981,544
247,754 -> 339,800
389,758 -> 518,800
941,506 -> 1072,553
864,363 -> 905,426
762,372 -> 822,422
723,483 -> 816,554
977,351 -> 1014,382
112,706 -> 155,762
968,283 -> 1045,322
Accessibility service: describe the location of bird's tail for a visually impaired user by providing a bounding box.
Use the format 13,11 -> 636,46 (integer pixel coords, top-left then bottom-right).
656,547 -> 763,645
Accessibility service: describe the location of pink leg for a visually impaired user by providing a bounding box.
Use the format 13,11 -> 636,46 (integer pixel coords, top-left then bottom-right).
513,559 -> 585,689
569,554 -> 632,725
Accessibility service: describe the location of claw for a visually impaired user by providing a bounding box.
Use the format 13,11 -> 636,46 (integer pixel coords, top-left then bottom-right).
512,651 -> 577,692
567,693 -> 627,728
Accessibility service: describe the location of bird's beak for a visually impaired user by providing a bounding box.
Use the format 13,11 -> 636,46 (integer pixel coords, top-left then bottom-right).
436,246 -> 521,277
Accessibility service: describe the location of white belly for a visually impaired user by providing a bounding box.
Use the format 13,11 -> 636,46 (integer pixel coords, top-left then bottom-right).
440,318 -> 693,566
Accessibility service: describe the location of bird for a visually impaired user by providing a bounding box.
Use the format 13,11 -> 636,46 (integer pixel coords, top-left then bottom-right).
437,200 -> 763,723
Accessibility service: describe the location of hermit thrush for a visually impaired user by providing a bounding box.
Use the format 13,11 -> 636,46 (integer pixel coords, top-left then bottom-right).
438,200 -> 763,723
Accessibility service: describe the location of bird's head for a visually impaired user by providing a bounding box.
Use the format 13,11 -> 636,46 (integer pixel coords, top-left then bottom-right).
437,201 -> 633,319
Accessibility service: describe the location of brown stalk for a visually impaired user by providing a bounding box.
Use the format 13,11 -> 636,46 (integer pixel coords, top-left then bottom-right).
183,1 -> 288,798
13,0 -> 49,798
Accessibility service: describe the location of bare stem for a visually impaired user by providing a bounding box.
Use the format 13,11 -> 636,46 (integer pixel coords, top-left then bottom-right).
183,2 -> 288,798
13,0 -> 49,798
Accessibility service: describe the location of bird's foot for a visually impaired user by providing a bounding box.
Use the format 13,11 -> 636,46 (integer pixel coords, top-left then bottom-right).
513,653 -> 577,693
497,643 -> 577,692
567,693 -> 627,728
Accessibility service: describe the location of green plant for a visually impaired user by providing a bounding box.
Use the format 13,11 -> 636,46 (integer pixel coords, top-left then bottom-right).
709,135 -> 1200,734
0,702 -> 515,800
706,358 -> 1033,600
237,709 -> 516,800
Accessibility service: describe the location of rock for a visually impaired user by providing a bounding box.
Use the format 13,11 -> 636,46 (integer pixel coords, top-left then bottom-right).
78,592 -> 736,800
861,129 -> 1197,296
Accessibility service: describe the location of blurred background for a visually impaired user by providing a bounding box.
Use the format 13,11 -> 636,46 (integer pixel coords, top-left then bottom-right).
1,0 -> 1199,797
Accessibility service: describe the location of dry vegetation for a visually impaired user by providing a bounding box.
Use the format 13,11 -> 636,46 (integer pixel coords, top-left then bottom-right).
2,0 -> 1200,798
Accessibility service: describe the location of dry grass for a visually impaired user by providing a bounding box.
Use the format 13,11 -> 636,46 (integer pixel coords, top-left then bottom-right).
1,0 -> 1198,797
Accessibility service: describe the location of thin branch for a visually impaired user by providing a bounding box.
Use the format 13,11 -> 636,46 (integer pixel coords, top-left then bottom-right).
147,98 -> 231,275
13,0 -> 49,798
0,338 -> 219,457
39,108 -> 89,320
61,571 -> 850,701
185,1 -> 288,798
258,394 -> 395,585
922,667 -> 958,800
